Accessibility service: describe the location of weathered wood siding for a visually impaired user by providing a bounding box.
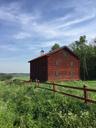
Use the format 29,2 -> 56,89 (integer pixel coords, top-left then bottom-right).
47,48 -> 80,81
30,56 -> 47,81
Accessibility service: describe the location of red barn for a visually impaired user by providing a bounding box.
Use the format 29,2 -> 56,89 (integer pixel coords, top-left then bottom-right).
28,46 -> 80,82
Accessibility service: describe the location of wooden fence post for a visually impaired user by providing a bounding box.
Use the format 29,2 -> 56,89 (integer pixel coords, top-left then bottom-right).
37,80 -> 39,87
35,79 -> 39,88
35,79 -> 38,88
53,82 -> 56,92
83,85 -> 88,104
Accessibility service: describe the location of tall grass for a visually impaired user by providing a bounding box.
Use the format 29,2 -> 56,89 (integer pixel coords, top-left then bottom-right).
0,80 -> 96,128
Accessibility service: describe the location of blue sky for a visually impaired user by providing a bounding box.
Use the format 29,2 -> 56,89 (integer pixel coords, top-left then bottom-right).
0,0 -> 96,73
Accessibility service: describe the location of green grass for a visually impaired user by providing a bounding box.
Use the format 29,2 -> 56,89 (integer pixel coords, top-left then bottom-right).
0,80 -> 96,128
57,80 -> 96,88
39,80 -> 96,101
13,76 -> 29,81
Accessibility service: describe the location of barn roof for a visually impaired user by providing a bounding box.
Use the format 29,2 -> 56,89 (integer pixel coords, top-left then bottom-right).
28,46 -> 79,62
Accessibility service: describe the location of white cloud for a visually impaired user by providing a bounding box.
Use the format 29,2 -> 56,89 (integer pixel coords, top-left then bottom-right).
0,44 -> 20,51
13,32 -> 31,39
54,14 -> 96,29
0,2 -> 21,22
0,1 -> 96,42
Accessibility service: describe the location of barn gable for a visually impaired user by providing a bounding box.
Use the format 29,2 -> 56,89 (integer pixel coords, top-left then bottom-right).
47,47 -> 80,81
28,46 -> 79,62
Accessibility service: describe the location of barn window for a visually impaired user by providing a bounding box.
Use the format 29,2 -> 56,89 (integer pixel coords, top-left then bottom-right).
55,71 -> 59,76
55,60 -> 59,66
64,71 -> 66,75
64,71 -> 66,77
70,71 -> 74,78
70,61 -> 74,67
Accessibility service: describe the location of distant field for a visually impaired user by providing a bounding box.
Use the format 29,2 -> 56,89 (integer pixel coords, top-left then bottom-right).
13,75 -> 29,80
0,73 -> 29,81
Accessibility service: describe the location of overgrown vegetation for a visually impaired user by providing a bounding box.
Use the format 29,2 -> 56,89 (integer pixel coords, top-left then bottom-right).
0,80 -> 96,128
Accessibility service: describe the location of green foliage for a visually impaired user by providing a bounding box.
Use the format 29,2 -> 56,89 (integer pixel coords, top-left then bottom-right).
0,73 -> 13,81
0,81 -> 96,128
50,43 -> 60,52
70,35 -> 96,80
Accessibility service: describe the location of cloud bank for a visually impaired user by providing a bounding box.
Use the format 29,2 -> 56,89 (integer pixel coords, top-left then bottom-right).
0,0 -> 96,72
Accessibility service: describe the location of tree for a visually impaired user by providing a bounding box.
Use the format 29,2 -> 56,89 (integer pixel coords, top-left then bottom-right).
86,45 -> 96,80
70,36 -> 88,80
50,43 -> 60,52
0,73 -> 13,81
70,35 -> 96,80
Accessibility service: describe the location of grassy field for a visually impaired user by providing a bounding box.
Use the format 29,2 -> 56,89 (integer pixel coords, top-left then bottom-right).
58,80 -> 96,88
39,80 -> 96,101
13,76 -> 29,81
0,79 -> 96,128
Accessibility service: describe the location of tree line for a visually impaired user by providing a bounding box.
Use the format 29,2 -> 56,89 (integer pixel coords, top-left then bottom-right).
50,36 -> 96,80
0,73 -> 13,81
